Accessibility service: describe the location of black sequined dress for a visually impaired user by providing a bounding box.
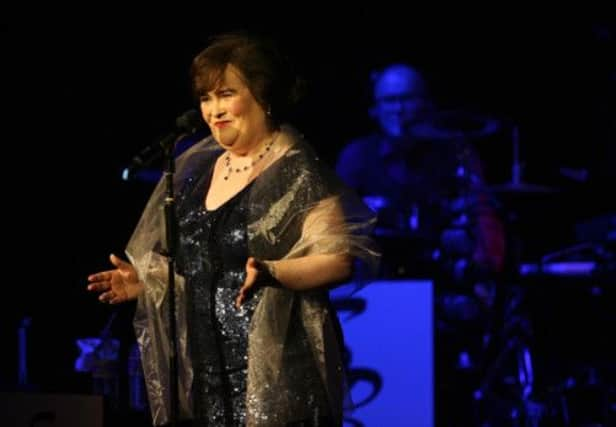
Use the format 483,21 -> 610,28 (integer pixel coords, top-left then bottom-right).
178,168 -> 259,426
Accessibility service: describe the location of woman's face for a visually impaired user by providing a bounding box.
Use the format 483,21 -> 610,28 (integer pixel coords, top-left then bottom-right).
199,64 -> 268,154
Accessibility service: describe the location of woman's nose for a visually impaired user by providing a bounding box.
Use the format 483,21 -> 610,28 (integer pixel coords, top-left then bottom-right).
207,99 -> 225,119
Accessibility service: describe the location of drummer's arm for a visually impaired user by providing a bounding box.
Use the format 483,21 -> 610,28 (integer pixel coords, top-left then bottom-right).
474,207 -> 506,273
336,142 -> 366,189
467,149 -> 506,273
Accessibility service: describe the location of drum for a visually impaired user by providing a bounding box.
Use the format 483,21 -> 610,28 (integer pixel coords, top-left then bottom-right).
363,195 -> 440,278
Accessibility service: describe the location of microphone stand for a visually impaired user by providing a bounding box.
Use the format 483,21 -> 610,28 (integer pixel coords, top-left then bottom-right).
160,132 -> 182,427
126,109 -> 201,426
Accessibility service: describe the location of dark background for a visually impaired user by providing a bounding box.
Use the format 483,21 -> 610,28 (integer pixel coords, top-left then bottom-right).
2,9 -> 615,411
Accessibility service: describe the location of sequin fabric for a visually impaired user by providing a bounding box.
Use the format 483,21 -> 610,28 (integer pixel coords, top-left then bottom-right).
178,171 -> 260,426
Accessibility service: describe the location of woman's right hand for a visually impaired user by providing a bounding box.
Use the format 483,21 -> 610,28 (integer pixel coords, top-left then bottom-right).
87,254 -> 144,304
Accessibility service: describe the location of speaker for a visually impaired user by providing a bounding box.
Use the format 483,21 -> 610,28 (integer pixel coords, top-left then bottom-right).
0,392 -> 103,427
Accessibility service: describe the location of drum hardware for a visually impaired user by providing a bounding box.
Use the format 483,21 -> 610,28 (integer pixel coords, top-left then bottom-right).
409,109 -> 502,141
408,119 -> 611,425
363,195 -> 424,238
559,166 -> 590,183
540,241 -> 609,263
548,366 -> 615,427
402,114 -> 542,425
519,261 -> 597,277
74,311 -> 121,411
17,317 -> 34,391
501,238 -> 616,426
489,124 -> 560,195
469,301 -> 545,426
519,241 -> 615,278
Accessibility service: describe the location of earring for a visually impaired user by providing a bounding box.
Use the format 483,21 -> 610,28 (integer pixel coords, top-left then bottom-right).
266,106 -> 272,116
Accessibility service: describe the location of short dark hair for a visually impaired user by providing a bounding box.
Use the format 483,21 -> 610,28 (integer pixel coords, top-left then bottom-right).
191,31 -> 305,127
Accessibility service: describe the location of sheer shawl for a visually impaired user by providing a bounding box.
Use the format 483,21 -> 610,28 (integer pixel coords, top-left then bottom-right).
127,125 -> 379,426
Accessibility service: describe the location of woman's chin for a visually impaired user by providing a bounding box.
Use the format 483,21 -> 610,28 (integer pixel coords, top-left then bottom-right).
216,127 -> 239,147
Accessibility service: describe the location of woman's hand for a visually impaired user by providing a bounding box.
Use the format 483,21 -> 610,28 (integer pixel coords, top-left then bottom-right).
235,254 -> 353,307
236,257 -> 260,308
87,254 -> 144,304
236,257 -> 275,308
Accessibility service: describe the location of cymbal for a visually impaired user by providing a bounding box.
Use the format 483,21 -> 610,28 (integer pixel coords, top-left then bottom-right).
409,109 -> 502,140
489,182 -> 560,194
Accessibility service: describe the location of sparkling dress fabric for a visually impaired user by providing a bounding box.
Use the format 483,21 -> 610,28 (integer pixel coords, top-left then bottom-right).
127,126 -> 380,426
177,168 -> 257,425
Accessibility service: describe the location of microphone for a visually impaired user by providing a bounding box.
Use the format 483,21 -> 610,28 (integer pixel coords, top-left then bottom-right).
121,109 -> 204,181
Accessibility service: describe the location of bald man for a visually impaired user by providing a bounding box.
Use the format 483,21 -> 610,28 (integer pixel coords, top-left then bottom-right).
336,62 -> 504,279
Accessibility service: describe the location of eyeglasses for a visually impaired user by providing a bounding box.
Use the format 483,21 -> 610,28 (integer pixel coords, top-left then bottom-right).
375,93 -> 426,105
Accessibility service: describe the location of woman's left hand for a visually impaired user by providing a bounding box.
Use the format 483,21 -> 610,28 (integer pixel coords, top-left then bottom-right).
235,257 -> 261,308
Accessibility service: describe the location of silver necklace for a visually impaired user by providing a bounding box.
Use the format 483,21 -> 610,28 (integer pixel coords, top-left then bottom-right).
222,134 -> 277,180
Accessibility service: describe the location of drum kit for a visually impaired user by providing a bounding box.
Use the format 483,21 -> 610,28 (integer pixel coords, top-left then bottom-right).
367,109 -> 616,426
